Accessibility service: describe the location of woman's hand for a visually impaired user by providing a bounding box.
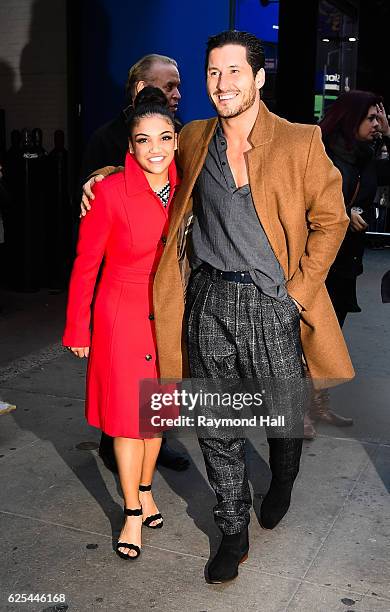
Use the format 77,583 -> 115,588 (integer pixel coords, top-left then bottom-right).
376,103 -> 390,137
350,209 -> 368,232
67,347 -> 90,358
80,174 -> 105,217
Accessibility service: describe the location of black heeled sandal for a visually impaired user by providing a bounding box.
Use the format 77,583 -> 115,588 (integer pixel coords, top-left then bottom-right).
116,507 -> 142,560
139,484 -> 163,529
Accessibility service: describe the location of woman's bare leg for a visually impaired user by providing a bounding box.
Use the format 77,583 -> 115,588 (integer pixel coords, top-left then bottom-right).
114,437 -> 144,557
139,437 -> 163,527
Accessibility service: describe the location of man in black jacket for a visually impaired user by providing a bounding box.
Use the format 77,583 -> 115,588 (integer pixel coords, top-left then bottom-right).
81,54 -> 189,473
82,54 -> 181,179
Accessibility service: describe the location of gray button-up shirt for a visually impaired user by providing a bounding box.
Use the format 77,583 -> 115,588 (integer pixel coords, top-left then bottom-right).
191,125 -> 287,299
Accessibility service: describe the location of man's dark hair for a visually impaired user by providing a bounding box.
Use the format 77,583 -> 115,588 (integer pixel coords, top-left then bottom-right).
205,30 -> 265,76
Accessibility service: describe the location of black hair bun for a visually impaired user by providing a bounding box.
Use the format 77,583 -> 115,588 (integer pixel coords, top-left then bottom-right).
133,86 -> 169,110
126,86 -> 174,133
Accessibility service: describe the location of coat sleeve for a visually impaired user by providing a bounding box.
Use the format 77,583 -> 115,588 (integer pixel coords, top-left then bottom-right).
86,165 -> 124,181
285,126 -> 349,310
62,183 -> 112,347
376,135 -> 390,186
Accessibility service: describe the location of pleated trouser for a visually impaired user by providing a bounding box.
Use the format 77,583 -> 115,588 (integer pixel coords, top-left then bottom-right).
186,267 -> 305,534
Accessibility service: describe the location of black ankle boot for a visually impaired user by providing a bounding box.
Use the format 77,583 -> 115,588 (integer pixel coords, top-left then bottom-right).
260,480 -> 294,529
260,438 -> 302,530
207,528 -> 249,584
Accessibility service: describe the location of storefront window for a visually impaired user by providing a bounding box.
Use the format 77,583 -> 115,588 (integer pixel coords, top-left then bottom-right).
315,0 -> 359,119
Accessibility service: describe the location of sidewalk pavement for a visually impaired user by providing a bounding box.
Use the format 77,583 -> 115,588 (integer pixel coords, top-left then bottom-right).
0,249 -> 390,612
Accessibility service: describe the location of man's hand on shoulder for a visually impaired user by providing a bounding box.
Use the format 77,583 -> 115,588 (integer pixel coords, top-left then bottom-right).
80,174 -> 105,217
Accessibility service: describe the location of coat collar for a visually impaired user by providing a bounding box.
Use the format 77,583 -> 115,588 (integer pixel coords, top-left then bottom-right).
124,152 -> 179,197
248,100 -> 276,147
198,100 -> 276,150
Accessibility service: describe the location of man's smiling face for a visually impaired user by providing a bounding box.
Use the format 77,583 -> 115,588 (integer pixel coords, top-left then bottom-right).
206,44 -> 264,119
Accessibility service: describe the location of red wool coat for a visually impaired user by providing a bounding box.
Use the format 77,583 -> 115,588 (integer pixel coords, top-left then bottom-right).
63,153 -> 179,438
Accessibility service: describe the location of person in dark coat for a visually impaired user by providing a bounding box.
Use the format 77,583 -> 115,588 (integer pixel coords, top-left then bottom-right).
320,91 -> 390,327
304,91 -> 390,437
81,54 -> 181,181
80,55 -> 189,473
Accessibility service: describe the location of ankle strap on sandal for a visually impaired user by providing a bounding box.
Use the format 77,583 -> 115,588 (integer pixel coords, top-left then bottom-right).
139,484 -> 152,492
124,507 -> 142,516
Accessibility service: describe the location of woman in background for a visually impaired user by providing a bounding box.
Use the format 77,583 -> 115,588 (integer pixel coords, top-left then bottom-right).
63,88 -> 179,560
320,90 -> 390,327
305,91 -> 390,438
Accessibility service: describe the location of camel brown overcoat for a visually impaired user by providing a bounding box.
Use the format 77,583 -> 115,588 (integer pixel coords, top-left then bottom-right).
153,102 -> 355,385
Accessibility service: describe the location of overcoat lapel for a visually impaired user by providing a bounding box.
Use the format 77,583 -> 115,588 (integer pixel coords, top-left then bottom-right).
245,102 -> 285,268
168,118 -> 218,240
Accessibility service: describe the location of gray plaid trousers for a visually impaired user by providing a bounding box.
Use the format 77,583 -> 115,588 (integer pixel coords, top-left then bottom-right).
185,267 -> 305,535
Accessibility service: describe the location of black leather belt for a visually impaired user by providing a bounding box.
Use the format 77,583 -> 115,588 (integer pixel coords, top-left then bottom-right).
202,263 -> 254,284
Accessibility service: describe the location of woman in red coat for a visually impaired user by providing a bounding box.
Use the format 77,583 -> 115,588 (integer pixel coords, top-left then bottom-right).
63,88 -> 179,560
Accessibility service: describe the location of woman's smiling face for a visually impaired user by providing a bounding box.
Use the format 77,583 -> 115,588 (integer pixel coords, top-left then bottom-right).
129,114 -> 177,176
